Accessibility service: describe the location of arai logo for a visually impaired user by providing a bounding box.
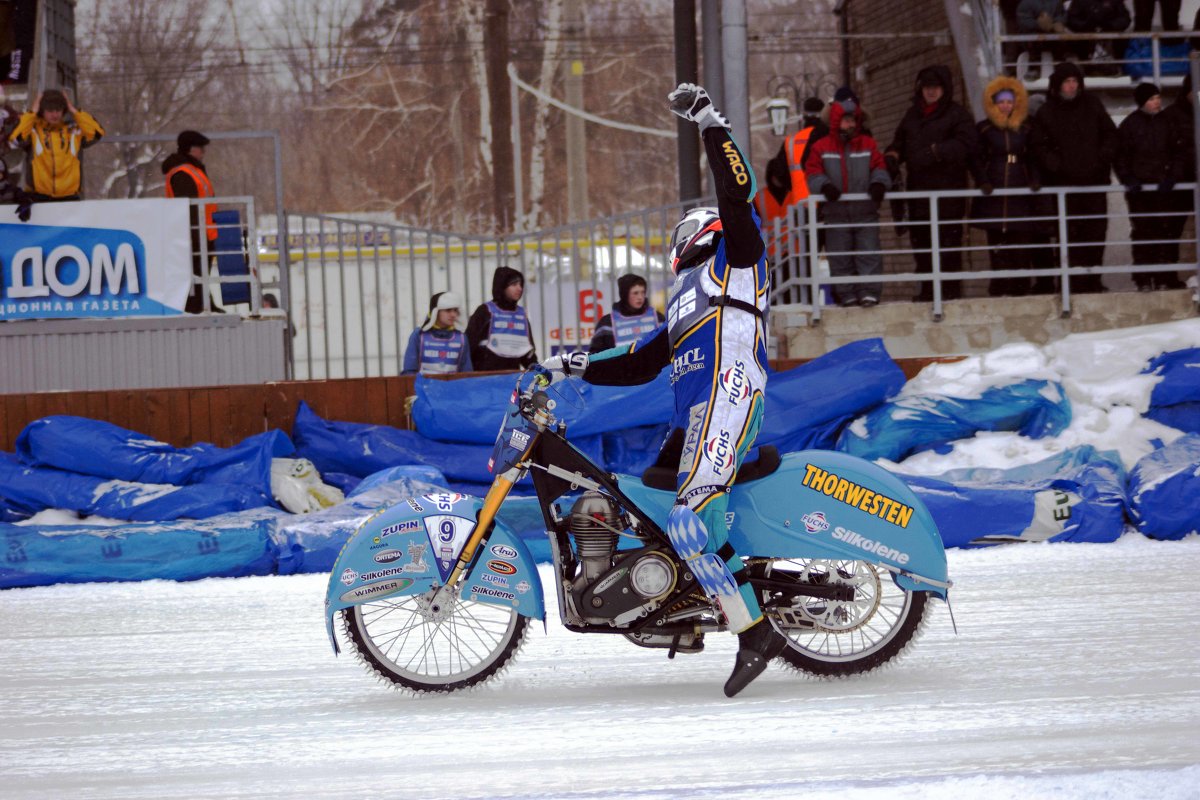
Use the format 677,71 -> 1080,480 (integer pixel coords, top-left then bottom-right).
490,544 -> 519,559
801,511 -> 830,534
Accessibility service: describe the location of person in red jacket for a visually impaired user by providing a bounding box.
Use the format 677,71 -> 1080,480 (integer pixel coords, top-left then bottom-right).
804,87 -> 891,307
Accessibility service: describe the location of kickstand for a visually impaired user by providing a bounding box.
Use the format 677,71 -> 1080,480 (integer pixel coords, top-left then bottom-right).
667,633 -> 683,659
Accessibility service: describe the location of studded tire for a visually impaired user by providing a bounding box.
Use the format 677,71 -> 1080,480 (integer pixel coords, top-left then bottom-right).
762,558 -> 930,677
341,589 -> 528,693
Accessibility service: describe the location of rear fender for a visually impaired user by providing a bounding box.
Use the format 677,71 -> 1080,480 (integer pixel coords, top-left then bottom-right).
323,491 -> 544,654
617,451 -> 950,599
728,451 -> 950,598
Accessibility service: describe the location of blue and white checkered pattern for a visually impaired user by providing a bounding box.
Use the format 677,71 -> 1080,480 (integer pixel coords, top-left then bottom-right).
691,552 -> 739,598
666,504 -> 708,558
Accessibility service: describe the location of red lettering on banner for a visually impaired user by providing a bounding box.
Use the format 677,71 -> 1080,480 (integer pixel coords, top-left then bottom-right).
579,290 -> 604,324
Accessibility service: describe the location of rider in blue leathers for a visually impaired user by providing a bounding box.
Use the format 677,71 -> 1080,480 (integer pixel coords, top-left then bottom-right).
538,84 -> 786,697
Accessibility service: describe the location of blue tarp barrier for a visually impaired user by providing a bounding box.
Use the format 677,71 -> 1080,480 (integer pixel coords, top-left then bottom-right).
602,424 -> 670,475
901,447 -> 1127,548
1127,433 -> 1200,541
413,371 -> 674,444
1125,37 -> 1191,79
0,508 -> 291,589
292,401 -> 603,487
760,338 -> 907,452
0,452 -> 276,521
838,379 -> 1072,463
1143,347 -> 1200,434
16,416 -> 291,500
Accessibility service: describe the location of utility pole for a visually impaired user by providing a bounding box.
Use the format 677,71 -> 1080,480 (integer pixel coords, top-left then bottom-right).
564,0 -> 589,223
674,0 -> 701,204
721,0 -> 751,163
485,0 -> 515,233
701,0 -> 724,110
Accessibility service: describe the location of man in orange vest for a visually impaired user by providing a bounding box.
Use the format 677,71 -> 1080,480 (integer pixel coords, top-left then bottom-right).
162,130 -> 220,313
757,97 -> 827,297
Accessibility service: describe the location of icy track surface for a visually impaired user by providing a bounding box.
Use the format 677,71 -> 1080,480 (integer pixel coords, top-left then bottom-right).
4,535 -> 1199,800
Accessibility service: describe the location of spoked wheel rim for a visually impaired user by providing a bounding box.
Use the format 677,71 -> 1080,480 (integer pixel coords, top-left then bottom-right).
767,558 -> 916,663
350,587 -> 523,686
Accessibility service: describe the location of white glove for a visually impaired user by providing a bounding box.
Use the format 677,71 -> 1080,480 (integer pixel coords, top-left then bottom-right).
668,83 -> 730,132
271,458 -> 345,514
535,352 -> 589,386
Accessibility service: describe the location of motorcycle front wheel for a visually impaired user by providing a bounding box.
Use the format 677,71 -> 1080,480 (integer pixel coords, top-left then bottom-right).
341,587 -> 528,693
762,557 -> 929,677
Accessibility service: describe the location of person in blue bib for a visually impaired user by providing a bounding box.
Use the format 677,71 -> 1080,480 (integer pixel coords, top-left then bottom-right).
536,83 -> 786,697
588,273 -> 665,353
403,291 -> 473,375
467,266 -> 539,372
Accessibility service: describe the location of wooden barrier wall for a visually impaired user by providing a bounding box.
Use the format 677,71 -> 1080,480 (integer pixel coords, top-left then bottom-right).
0,357 -> 962,451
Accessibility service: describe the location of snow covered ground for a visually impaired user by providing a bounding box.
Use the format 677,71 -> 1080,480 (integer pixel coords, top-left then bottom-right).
3,533 -> 1199,800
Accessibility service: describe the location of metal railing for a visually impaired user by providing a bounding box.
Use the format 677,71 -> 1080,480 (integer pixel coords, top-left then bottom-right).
764,183 -> 1199,322
274,198 -> 711,380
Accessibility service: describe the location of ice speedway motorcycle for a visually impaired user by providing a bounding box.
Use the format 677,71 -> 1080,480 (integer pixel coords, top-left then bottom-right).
325,373 -> 952,692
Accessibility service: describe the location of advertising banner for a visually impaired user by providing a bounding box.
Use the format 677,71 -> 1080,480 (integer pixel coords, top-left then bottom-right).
0,198 -> 192,320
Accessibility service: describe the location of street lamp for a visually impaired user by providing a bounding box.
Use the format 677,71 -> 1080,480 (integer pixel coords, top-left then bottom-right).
767,97 -> 791,137
766,75 -> 801,137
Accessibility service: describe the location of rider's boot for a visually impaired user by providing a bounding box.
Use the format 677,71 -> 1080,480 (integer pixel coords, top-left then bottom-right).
724,616 -> 787,698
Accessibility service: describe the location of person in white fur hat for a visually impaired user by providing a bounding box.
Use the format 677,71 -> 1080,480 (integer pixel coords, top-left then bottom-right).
402,290 -> 473,375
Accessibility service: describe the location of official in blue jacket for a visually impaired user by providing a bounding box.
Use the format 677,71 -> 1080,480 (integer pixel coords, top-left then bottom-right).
403,291 -> 473,375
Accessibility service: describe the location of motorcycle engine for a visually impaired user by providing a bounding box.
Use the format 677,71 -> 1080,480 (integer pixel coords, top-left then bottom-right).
568,491 -> 677,625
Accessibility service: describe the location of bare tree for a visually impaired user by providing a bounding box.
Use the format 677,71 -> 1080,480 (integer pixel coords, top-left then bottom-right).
77,0 -> 223,198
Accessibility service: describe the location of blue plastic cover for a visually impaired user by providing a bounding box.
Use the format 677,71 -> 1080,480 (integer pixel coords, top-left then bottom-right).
1125,37 -> 1191,78
15,416 -> 292,500
292,401 -> 603,486
0,508 -> 290,589
413,371 -> 674,444
838,379 -> 1072,463
0,452 -> 276,521
901,446 -> 1127,548
212,209 -> 251,305
760,338 -> 907,452
1127,433 -> 1200,541
1143,347 -> 1200,434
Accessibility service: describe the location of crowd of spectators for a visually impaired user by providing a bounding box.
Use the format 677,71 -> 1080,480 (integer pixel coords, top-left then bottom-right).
787,58 -> 1194,303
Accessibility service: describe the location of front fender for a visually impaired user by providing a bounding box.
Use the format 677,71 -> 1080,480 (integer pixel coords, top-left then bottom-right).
323,491 -> 545,654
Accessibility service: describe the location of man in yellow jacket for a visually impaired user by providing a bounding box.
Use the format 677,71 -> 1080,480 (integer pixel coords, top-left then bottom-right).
8,89 -> 104,201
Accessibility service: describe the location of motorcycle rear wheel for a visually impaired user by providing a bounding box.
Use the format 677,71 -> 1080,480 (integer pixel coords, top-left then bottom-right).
764,558 -> 928,677
341,588 -> 528,693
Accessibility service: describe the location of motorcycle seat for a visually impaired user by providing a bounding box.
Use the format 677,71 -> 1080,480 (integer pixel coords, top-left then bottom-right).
640,445 -> 782,492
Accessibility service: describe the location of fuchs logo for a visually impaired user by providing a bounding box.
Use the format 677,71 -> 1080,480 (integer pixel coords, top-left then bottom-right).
704,430 -> 734,472
424,492 -> 465,511
720,360 -> 750,406
490,544 -> 519,559
340,568 -> 358,586
801,511 -> 830,533
1,225 -> 149,319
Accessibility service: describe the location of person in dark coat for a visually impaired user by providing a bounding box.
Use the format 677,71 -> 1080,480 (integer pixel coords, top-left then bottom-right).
885,65 -> 979,302
1114,82 -> 1189,291
970,76 -> 1055,297
588,273 -> 664,353
466,265 -> 538,371
1031,61 -> 1117,294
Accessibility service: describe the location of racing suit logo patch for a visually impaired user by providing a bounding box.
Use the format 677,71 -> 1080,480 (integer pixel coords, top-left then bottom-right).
720,360 -> 751,406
